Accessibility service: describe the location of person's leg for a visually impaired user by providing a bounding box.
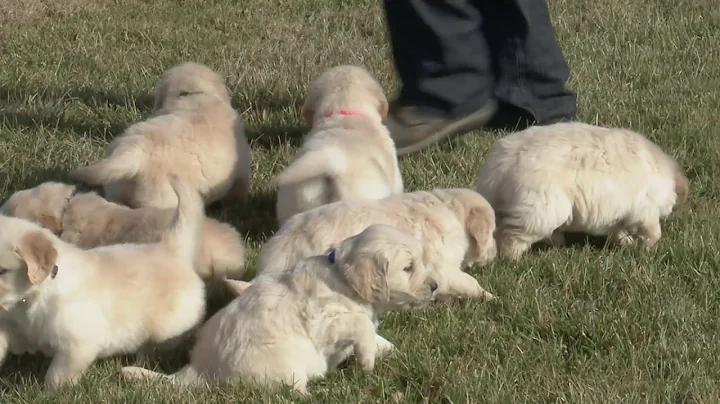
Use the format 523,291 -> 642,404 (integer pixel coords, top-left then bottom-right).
479,0 -> 577,129
383,0 -> 578,155
383,0 -> 498,156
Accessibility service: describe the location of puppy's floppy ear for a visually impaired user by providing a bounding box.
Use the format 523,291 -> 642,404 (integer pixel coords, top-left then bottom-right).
466,206 -> 493,254
340,256 -> 389,303
14,231 -> 58,285
37,214 -> 63,235
333,240 -> 389,303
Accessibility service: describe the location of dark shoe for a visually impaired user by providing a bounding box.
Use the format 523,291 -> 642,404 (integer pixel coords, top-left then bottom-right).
386,99 -> 498,156
483,101 -> 577,131
483,101 -> 535,131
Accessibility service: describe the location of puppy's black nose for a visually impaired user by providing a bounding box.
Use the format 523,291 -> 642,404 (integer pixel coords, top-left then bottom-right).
430,281 -> 439,292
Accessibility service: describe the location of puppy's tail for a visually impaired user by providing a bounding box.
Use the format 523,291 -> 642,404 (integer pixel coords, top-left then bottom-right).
162,176 -> 205,265
122,365 -> 202,386
70,137 -> 147,185
201,219 -> 247,280
272,148 -> 346,187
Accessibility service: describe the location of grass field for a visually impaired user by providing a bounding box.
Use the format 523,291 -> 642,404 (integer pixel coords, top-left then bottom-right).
1,0 -> 720,402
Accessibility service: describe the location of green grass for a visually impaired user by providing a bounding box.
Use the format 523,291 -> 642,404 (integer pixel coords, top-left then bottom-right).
1,0 -> 720,402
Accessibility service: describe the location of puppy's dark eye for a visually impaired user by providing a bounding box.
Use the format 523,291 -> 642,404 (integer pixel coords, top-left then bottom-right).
0,269 -> 8,276
404,264 -> 414,273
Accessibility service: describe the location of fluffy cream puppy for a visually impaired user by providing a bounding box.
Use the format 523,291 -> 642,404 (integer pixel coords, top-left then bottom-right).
475,122 -> 689,259
70,62 -> 251,209
0,178 -> 206,391
256,188 -> 497,300
122,224 -> 438,394
1,182 -> 246,280
274,65 -> 403,226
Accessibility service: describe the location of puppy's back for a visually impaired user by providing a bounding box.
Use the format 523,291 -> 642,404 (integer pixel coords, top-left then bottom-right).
477,123 -> 677,205
187,281 -> 302,378
258,193 -> 438,277
62,193 -> 174,249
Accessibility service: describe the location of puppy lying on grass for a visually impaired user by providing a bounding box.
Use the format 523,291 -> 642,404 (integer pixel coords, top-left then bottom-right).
0,177 -> 206,391
274,65 -> 403,226
71,62 -> 251,210
256,188 -> 497,301
122,224 -> 437,394
475,122 -> 689,259
1,182 -> 246,280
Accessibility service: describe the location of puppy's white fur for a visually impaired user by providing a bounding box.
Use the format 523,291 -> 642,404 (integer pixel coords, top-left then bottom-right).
70,62 -> 251,209
122,224 -> 437,393
274,65 -> 403,225
0,178 -> 206,391
256,188 -> 497,300
1,182 -> 246,280
475,122 -> 689,259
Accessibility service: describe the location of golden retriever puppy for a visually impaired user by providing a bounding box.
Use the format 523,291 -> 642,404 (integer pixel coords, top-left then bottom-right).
274,65 -> 403,225
69,62 -> 251,209
0,182 -> 74,235
255,188 -> 497,300
121,224 -> 438,394
0,177 -> 206,391
475,122 -> 689,259
1,182 -> 246,280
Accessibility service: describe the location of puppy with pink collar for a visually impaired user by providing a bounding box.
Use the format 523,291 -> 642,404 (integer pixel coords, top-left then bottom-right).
274,65 -> 404,226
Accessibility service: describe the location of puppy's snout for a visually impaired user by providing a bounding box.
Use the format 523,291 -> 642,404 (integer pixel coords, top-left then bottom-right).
429,280 -> 439,293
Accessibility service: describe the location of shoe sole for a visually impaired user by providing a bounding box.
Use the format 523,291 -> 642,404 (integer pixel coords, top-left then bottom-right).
396,100 -> 499,156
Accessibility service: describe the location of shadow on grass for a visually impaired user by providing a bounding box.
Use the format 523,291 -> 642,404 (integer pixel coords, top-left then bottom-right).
2,167 -> 102,197
0,351 -> 192,393
2,82 -> 307,148
0,109 -> 129,142
0,84 -> 154,113
207,188 -> 278,244
0,84 -> 157,141
0,354 -> 47,390
528,232 -> 611,254
246,121 -> 306,150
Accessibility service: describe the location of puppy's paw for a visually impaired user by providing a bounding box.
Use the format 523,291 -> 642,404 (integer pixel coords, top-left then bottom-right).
223,279 -> 252,295
121,366 -> 162,381
374,335 -> 396,358
357,355 -> 375,373
481,289 -> 497,302
44,375 -> 71,394
610,229 -> 638,247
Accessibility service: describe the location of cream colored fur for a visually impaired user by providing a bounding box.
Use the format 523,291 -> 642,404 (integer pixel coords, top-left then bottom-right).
255,188 -> 497,300
69,62 -> 251,209
121,224 -> 437,394
0,177 -> 206,391
274,65 -> 403,226
475,122 -> 689,259
1,182 -> 246,280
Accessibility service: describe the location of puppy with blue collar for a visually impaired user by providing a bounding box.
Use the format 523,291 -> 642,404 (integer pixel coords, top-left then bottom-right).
122,224 -> 438,394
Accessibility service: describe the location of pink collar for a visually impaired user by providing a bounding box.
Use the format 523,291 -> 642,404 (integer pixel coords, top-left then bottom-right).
322,110 -> 366,118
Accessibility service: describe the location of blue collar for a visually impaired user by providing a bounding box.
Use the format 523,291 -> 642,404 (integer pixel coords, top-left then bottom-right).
328,250 -> 336,264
